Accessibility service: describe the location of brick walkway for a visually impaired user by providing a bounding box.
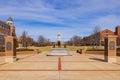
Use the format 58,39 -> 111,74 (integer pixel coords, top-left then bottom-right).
0,52 -> 120,80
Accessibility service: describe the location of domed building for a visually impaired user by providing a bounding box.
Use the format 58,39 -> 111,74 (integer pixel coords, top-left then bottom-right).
57,33 -> 61,47
0,17 -> 16,48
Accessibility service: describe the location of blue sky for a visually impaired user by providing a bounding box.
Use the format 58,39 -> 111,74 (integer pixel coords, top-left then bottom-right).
0,0 -> 120,41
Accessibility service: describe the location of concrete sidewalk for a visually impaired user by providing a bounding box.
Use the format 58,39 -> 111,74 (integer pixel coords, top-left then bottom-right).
0,52 -> 120,80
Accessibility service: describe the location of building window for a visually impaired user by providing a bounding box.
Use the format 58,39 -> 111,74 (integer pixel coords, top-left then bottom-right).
0,24 -> 2,28
10,23 -> 12,25
119,38 -> 120,45
3,26 -> 5,29
5,26 -> 8,30
8,23 -> 13,26
106,32 -> 108,37
1,24 -> 3,28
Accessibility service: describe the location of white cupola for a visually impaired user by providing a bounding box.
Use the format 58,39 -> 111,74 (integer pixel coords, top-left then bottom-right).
57,33 -> 61,41
7,17 -> 14,27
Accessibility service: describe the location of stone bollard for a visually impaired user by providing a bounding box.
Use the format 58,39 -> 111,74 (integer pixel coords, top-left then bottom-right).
5,36 -> 16,63
104,35 -> 117,63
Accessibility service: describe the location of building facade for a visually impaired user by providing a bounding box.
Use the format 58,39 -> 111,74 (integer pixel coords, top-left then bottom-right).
100,29 -> 114,45
100,26 -> 120,46
82,26 -> 120,46
115,26 -> 120,45
0,17 -> 15,47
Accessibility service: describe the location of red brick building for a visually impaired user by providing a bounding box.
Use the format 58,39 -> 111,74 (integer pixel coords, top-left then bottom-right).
0,17 -> 15,47
100,29 -> 114,45
82,26 -> 120,46
115,26 -> 120,45
100,26 -> 120,46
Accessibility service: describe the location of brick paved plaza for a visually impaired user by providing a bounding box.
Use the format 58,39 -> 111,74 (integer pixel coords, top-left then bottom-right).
0,51 -> 120,80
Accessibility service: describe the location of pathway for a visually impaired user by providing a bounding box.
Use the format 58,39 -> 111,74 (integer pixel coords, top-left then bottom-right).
0,52 -> 120,80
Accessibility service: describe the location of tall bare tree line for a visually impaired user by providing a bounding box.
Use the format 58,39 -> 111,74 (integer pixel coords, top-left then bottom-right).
18,26 -> 101,47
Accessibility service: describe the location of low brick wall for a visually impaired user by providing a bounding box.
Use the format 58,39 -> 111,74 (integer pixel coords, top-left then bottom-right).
1,51 -> 120,56
17,51 -> 38,54
85,51 -> 104,55
0,51 -> 38,56
85,51 -> 120,56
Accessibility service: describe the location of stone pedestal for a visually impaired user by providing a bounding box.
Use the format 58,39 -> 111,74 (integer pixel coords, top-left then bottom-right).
5,36 -> 16,63
5,56 -> 16,62
58,41 -> 61,48
104,35 -> 117,63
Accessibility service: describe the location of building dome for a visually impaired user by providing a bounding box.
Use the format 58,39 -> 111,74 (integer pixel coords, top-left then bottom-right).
7,17 -> 13,21
57,34 -> 61,36
7,17 -> 14,27
57,32 -> 61,36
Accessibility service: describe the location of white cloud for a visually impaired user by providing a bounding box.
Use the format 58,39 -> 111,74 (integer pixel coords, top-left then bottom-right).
0,0 -> 120,41
91,15 -> 120,30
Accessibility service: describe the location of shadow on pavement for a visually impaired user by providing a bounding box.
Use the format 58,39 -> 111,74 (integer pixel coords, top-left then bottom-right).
89,58 -> 105,62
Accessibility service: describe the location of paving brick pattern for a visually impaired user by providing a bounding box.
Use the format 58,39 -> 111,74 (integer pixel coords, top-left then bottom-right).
0,52 -> 120,80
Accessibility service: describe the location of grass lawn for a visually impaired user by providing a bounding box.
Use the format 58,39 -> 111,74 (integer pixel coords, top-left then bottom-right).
28,46 -> 104,51
29,46 -> 52,51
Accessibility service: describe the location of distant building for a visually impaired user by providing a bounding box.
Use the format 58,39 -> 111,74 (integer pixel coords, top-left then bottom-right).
82,26 -> 120,46
115,26 -> 120,46
0,17 -> 15,47
100,29 -> 114,45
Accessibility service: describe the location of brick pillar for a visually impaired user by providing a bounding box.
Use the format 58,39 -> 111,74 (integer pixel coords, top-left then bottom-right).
5,36 -> 16,63
104,35 -> 117,63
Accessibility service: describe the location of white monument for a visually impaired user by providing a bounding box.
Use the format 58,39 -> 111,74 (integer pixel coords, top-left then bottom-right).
57,33 -> 61,47
57,33 -> 61,41
47,33 -> 71,56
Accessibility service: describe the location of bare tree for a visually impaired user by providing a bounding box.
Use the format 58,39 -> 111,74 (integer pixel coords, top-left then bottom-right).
38,35 -> 47,46
21,31 -> 27,48
26,36 -> 34,46
92,26 -> 101,46
82,36 -> 91,46
17,31 -> 35,48
46,39 -> 51,46
93,26 -> 101,34
68,35 -> 82,46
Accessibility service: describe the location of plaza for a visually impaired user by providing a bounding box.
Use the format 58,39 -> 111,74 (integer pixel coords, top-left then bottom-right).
0,17 -> 120,80
0,0 -> 120,80
0,51 -> 120,80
